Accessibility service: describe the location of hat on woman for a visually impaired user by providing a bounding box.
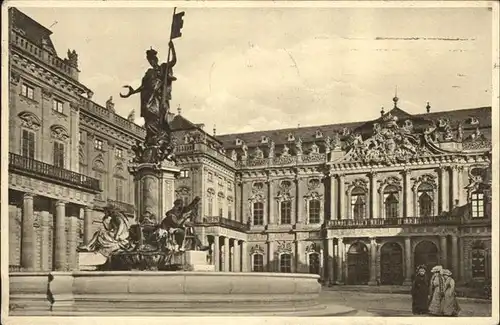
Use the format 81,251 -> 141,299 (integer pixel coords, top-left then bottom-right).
441,269 -> 452,276
416,264 -> 427,272
430,265 -> 443,273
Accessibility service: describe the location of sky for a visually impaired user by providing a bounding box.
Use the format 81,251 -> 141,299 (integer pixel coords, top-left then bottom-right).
17,5 -> 493,135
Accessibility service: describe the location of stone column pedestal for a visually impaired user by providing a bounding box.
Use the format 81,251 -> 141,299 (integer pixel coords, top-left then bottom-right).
128,161 -> 181,223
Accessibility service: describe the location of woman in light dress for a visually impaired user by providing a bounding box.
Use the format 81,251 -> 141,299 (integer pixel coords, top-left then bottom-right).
428,265 -> 444,315
441,269 -> 461,316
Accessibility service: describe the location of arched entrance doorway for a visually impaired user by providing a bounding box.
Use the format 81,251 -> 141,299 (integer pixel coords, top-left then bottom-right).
347,242 -> 369,285
308,253 -> 320,275
380,242 -> 404,285
414,240 -> 439,272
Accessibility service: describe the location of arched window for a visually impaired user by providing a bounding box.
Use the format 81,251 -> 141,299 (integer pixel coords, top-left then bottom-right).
384,185 -> 399,219
280,253 -> 292,273
471,241 -> 487,279
280,201 -> 292,224
418,183 -> 434,217
471,191 -> 485,218
252,254 -> 264,272
351,187 -> 366,219
253,202 -> 264,225
309,199 -> 321,224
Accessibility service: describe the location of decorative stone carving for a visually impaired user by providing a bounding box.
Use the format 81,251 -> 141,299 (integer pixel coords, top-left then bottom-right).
227,195 -> 234,202
411,174 -> 437,191
305,242 -> 320,254
276,241 -> 293,254
462,128 -> 490,150
66,49 -> 78,68
307,178 -> 321,191
309,142 -> 319,155
378,176 -> 402,193
344,113 -> 424,165
253,146 -> 264,159
50,125 -> 69,141
18,111 -> 41,131
295,138 -> 303,155
324,136 -> 332,152
281,145 -> 291,157
206,187 -> 216,196
217,191 -> 225,199
250,244 -> 265,254
268,140 -> 275,158
252,181 -> 265,194
241,143 -> 248,159
175,186 -> 191,198
231,149 -> 237,161
347,178 -> 369,193
331,132 -> 341,150
10,70 -> 21,84
41,87 -> 53,99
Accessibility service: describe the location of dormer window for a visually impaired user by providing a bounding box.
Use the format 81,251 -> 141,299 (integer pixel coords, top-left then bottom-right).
315,130 -> 323,139
467,117 -> 479,125
261,136 -> 269,144
236,138 -> 243,146
287,133 -> 295,142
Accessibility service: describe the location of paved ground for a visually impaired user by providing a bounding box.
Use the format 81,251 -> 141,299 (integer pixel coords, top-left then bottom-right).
320,291 -> 492,317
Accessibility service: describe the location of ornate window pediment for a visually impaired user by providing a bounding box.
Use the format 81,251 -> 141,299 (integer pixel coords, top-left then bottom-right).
92,155 -> 105,172
305,242 -> 320,254
227,195 -> 234,202
18,111 -> 42,131
276,241 -> 293,254
307,178 -> 321,191
315,130 -> 323,139
378,176 -> 402,193
252,181 -> 265,194
287,133 -> 295,142
250,244 -> 265,254
217,191 -> 225,199
113,162 -> 125,178
207,187 -> 216,196
50,125 -> 69,141
347,178 -> 368,194
176,186 -> 191,198
411,174 -> 437,191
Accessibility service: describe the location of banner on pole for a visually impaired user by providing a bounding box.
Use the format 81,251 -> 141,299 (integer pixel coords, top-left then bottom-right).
171,11 -> 185,39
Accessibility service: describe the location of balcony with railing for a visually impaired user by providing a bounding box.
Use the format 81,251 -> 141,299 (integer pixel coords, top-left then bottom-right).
174,143 -> 236,168
9,152 -> 101,193
326,215 -> 464,229
198,216 -> 250,232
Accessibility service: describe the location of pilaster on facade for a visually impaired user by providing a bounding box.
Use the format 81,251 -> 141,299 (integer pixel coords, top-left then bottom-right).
21,193 -> 36,271
402,168 -> 412,218
438,164 -> 449,213
368,237 -> 378,285
369,171 -> 378,219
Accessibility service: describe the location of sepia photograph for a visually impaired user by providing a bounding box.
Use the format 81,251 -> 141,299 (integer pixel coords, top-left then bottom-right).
1,0 -> 498,324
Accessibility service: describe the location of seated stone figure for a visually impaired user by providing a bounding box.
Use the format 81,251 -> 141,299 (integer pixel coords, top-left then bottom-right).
78,205 -> 132,257
159,197 -> 209,252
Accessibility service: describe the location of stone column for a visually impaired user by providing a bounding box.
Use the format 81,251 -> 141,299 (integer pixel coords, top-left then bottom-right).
83,206 -> 93,245
233,240 -> 240,272
267,241 -> 274,272
54,201 -> 67,271
21,193 -> 36,271
439,235 -> 448,268
458,236 -> 465,283
439,166 -> 447,213
368,237 -> 377,285
451,166 -> 458,208
328,238 -> 334,284
296,178 -> 303,224
241,241 -> 248,272
224,237 -> 230,272
403,169 -> 412,218
40,211 -> 50,271
235,181 -> 242,222
268,180 -> 275,224
457,166 -> 464,206
403,237 -> 412,285
338,174 -> 345,219
336,238 -> 344,284
370,172 -> 377,218
451,235 -> 459,278
330,173 -> 337,220
214,236 -> 220,271
67,213 -> 79,271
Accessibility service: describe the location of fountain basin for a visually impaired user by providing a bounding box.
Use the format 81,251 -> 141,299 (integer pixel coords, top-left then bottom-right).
9,271 -> 343,316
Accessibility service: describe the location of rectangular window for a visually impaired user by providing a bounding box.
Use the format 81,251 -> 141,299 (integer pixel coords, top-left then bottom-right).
208,198 -> 213,216
94,139 -> 103,150
21,84 -> 34,99
53,142 -> 65,168
228,205 -> 232,219
253,202 -> 264,225
115,147 -> 123,159
52,98 -> 64,113
280,201 -> 292,224
21,129 -> 35,159
180,170 -> 189,178
279,253 -> 292,273
471,193 -> 485,218
115,179 -> 123,202
309,199 -> 321,224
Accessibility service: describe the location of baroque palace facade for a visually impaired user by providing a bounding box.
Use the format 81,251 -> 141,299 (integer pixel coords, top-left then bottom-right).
8,8 -> 492,287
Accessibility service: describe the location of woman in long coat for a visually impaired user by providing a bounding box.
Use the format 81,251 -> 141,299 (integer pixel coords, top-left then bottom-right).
411,265 -> 430,315
441,269 -> 461,316
428,265 -> 444,316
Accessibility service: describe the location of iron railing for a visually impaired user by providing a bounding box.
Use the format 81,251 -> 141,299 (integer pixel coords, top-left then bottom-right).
9,152 -> 101,192
326,215 -> 463,228
200,216 -> 250,232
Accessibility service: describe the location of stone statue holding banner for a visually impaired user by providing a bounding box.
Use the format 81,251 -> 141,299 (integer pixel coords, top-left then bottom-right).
120,41 -> 177,147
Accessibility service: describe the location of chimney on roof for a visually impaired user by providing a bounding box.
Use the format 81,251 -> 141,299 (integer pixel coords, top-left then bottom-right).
380,106 -> 385,117
213,125 -> 217,136
426,101 -> 431,113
